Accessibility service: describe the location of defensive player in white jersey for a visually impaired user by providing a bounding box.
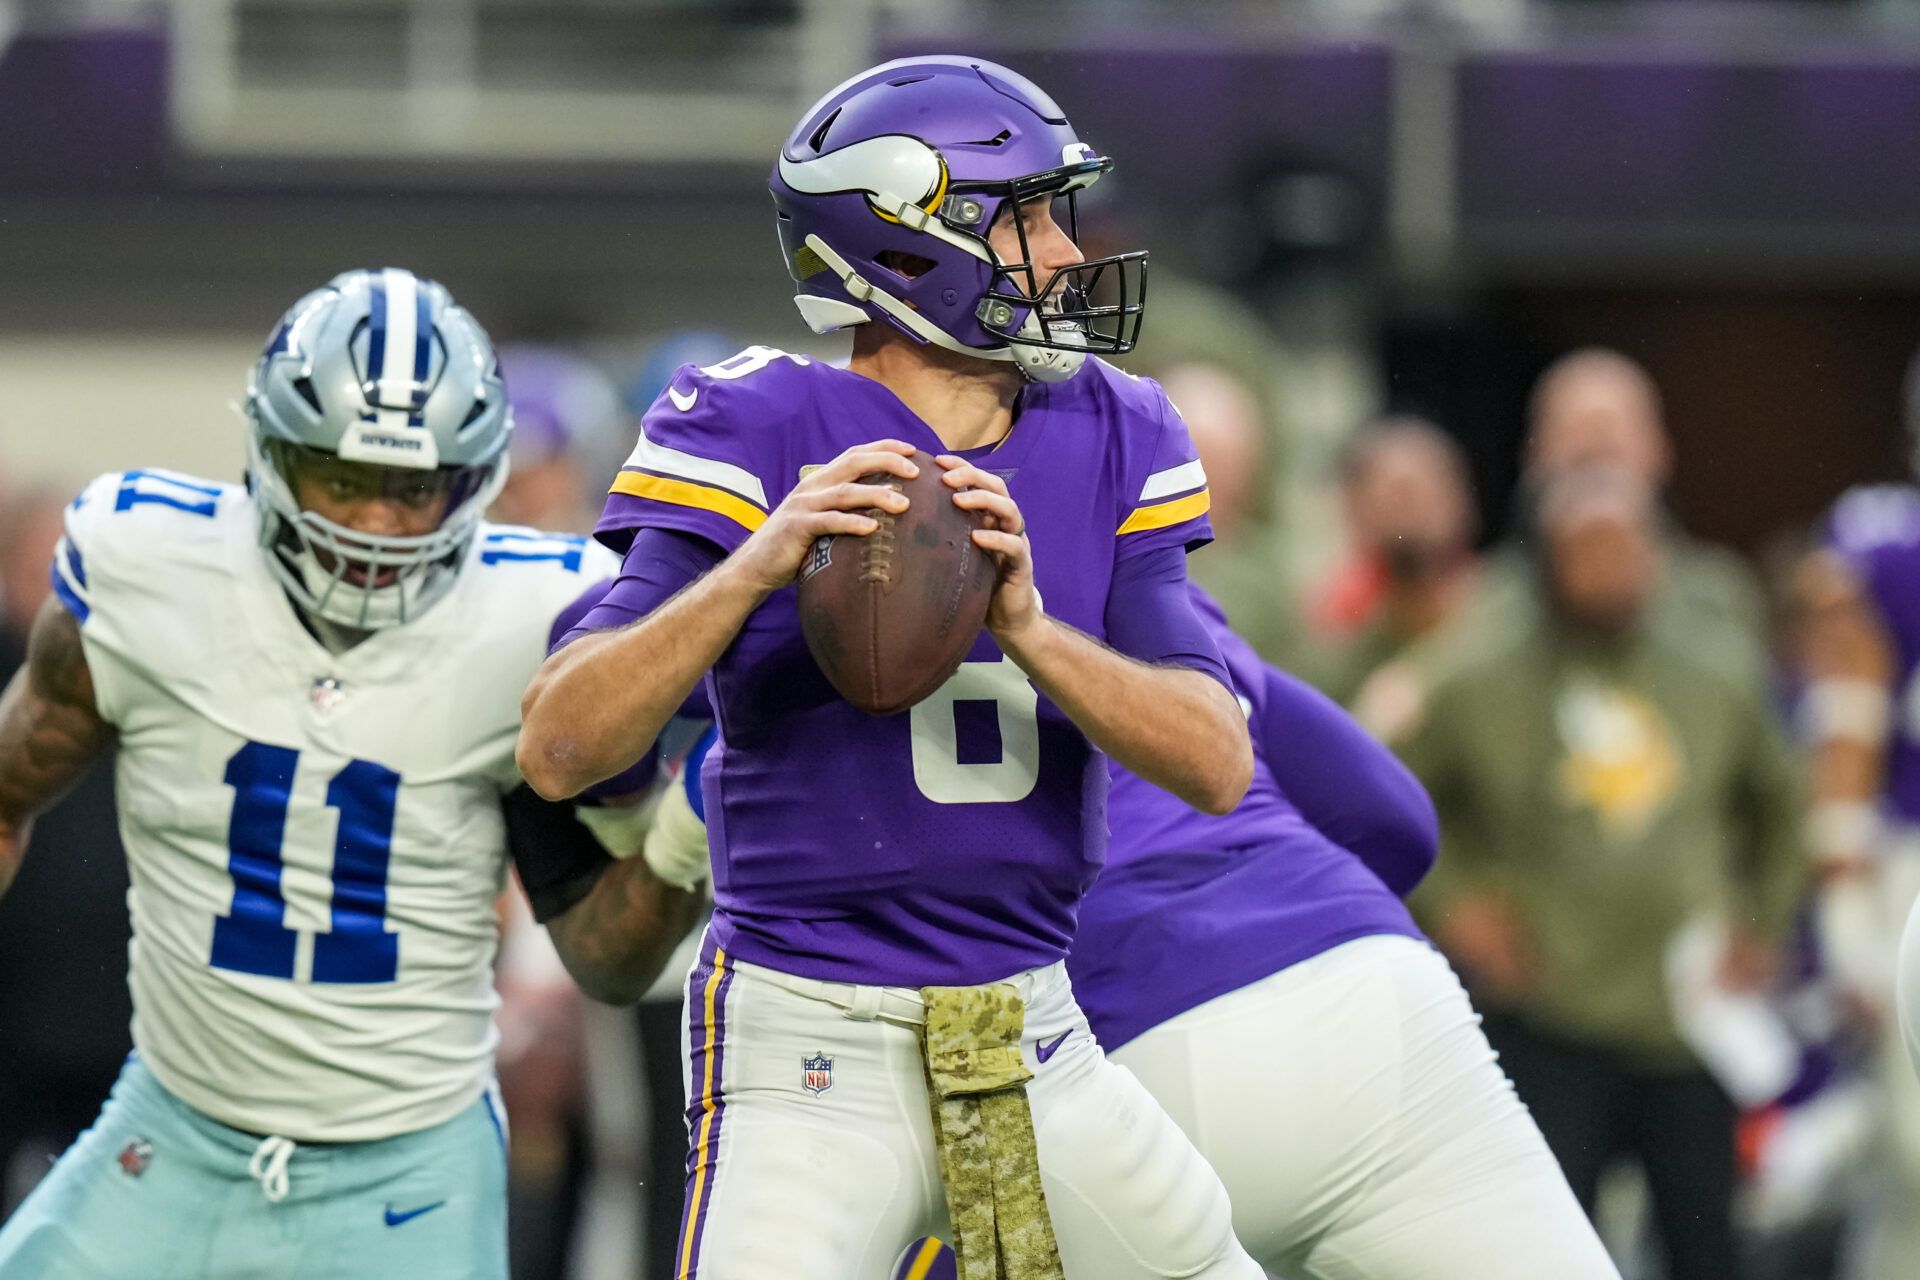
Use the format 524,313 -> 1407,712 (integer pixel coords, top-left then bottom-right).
0,269 -> 699,1278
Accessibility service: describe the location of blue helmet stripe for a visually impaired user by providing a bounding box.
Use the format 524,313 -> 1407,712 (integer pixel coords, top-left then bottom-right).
365,276 -> 390,396
410,287 -> 433,407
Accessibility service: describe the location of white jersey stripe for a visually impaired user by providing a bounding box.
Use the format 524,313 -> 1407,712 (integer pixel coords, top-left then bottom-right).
1138,458 -> 1208,503
623,426 -> 770,507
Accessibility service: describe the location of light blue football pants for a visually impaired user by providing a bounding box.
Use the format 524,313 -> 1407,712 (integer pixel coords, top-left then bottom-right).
0,1055 -> 507,1279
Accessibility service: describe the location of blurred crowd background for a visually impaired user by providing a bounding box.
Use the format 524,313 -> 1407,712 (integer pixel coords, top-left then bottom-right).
12,0 -> 1920,1277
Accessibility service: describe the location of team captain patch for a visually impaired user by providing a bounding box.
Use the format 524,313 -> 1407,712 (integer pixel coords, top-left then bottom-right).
802,1052 -> 834,1096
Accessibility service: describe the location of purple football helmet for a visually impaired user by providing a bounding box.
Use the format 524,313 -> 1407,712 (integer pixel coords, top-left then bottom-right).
771,55 -> 1146,383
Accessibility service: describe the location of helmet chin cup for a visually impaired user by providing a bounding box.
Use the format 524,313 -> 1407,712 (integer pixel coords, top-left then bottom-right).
1009,313 -> 1087,383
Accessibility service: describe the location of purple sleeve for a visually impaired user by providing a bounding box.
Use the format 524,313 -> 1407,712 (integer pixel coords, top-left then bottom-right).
545,529 -> 723,797
555,528 -> 722,651
1258,666 -> 1438,896
1102,544 -> 1231,691
548,577 -> 613,651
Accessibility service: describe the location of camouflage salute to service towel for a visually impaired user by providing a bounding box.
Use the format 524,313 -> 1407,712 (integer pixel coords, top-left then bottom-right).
919,984 -> 1065,1280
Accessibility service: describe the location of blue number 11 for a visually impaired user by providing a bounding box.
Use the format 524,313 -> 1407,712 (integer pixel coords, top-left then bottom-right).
210,740 -> 402,984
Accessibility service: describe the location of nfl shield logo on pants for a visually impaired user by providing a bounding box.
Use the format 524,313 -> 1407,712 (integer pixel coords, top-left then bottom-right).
802,1052 -> 833,1096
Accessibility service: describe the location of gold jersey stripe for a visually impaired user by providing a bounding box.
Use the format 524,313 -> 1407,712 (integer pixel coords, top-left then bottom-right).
1116,488 -> 1211,536
611,471 -> 767,534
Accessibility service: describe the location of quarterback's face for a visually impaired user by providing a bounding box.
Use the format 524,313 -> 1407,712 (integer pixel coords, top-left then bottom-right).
990,195 -> 1084,299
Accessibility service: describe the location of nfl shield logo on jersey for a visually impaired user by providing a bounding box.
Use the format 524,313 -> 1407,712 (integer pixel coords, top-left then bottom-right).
309,675 -> 348,715
802,1051 -> 834,1096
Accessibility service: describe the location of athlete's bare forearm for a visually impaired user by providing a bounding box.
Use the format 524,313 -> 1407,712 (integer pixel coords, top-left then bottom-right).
521,443 -> 921,800
546,859 -> 704,1005
0,598 -> 113,898
1001,614 -> 1251,814
519,558 -> 768,800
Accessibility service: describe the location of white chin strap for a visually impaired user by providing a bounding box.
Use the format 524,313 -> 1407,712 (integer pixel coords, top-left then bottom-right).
799,233 -> 1087,385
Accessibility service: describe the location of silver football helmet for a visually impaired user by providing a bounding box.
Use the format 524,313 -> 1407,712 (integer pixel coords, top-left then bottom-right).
244,268 -> 511,629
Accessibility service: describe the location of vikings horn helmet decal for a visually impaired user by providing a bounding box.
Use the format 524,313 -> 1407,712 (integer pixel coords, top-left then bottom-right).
770,56 -> 1147,383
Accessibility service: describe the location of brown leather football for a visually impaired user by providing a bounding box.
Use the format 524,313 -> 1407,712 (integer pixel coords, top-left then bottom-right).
797,449 -> 996,715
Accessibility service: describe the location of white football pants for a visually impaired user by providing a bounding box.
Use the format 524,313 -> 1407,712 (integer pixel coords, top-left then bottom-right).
1109,935 -> 1622,1280
672,932 -> 1264,1279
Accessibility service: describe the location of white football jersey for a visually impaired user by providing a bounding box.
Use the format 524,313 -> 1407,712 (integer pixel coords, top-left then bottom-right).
53,469 -> 617,1142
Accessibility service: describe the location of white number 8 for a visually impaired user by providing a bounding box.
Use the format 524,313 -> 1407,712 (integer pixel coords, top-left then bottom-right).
909,658 -> 1041,804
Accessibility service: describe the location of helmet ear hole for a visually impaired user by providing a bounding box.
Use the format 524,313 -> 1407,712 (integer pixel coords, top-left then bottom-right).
291,376 -> 323,415
877,250 -> 936,281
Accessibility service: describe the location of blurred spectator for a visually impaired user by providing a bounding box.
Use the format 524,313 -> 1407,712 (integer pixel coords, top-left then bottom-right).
0,486 -> 131,1218
493,344 -> 629,534
0,492 -> 65,632
1117,259 -> 1312,667
1511,347 -> 1767,646
1796,453 -> 1920,1274
1157,361 -> 1296,664
1309,416 -> 1481,703
1390,465 -> 1809,1280
1164,363 -> 1264,540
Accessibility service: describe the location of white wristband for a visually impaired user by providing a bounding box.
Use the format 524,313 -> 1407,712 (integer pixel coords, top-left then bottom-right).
1800,678 -> 1892,746
640,777 -> 712,891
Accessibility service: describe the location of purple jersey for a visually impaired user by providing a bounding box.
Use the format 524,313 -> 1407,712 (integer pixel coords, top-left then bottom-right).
1826,484 -> 1920,824
1069,596 -> 1428,1051
594,346 -> 1215,987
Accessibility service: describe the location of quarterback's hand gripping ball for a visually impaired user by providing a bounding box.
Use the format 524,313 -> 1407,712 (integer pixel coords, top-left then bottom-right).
798,448 -> 995,715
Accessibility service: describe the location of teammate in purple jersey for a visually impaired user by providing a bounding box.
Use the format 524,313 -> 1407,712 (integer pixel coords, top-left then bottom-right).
1800,439 -> 1920,1262
519,55 -> 1262,1280
1069,588 -> 1620,1278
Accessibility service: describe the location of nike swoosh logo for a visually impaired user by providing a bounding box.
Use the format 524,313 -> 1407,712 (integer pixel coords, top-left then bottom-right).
668,386 -> 698,412
1034,1030 -> 1072,1064
384,1200 -> 446,1227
